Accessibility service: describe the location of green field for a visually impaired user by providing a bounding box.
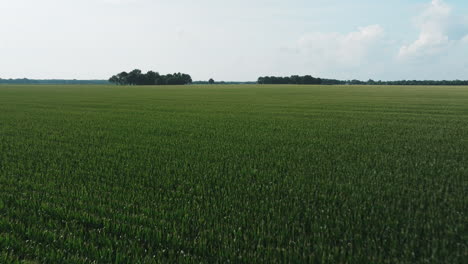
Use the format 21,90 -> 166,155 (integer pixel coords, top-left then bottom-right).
0,85 -> 466,263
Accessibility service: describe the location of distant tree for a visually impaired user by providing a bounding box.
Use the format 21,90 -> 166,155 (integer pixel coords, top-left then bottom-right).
127,69 -> 143,85
110,69 -> 192,86
145,71 -> 160,85
290,75 -> 300,84
109,75 -> 119,85
257,75 -> 322,85
209,78 -> 215,84
182,73 -> 192,85
116,72 -> 129,85
350,79 -> 364,85
110,70 -> 191,86
165,73 -> 176,85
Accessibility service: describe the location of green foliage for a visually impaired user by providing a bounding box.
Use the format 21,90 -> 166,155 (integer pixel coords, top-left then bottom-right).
257,76 -> 468,86
0,85 -> 466,263
0,79 -> 109,85
109,70 -> 192,86
258,75 -> 321,85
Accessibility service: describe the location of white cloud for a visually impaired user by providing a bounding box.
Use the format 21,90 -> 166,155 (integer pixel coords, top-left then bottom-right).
295,25 -> 384,67
462,35 -> 468,44
398,0 -> 464,59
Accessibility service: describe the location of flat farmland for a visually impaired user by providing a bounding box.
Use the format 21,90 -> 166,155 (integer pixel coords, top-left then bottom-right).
0,85 -> 466,263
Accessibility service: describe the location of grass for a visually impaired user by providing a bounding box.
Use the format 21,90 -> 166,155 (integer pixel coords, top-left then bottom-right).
0,84 -> 466,263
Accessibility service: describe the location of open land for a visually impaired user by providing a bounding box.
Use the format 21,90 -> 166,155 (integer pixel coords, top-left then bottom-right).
0,85 -> 466,263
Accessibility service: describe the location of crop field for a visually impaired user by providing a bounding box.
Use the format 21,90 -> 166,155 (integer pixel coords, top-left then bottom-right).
0,85 -> 467,263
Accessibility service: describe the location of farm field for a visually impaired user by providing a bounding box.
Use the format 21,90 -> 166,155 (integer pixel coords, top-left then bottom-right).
0,85 -> 467,263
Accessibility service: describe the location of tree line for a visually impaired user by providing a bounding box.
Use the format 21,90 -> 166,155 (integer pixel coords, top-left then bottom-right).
109,70 -> 192,85
354,79 -> 468,86
257,76 -> 468,86
258,75 -> 322,85
0,78 -> 108,85
2,75 -> 467,86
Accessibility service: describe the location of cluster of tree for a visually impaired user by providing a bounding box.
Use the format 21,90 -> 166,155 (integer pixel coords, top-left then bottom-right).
2,76 -> 467,86
257,75 -> 322,85
257,76 -> 468,86
363,79 -> 468,86
332,79 -> 468,85
0,78 -> 108,85
109,70 -> 192,85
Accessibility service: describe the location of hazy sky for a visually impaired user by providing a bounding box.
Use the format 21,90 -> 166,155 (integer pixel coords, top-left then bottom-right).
1,0 -> 467,81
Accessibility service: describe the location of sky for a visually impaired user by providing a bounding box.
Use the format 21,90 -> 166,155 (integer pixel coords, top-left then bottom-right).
0,0 -> 467,81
